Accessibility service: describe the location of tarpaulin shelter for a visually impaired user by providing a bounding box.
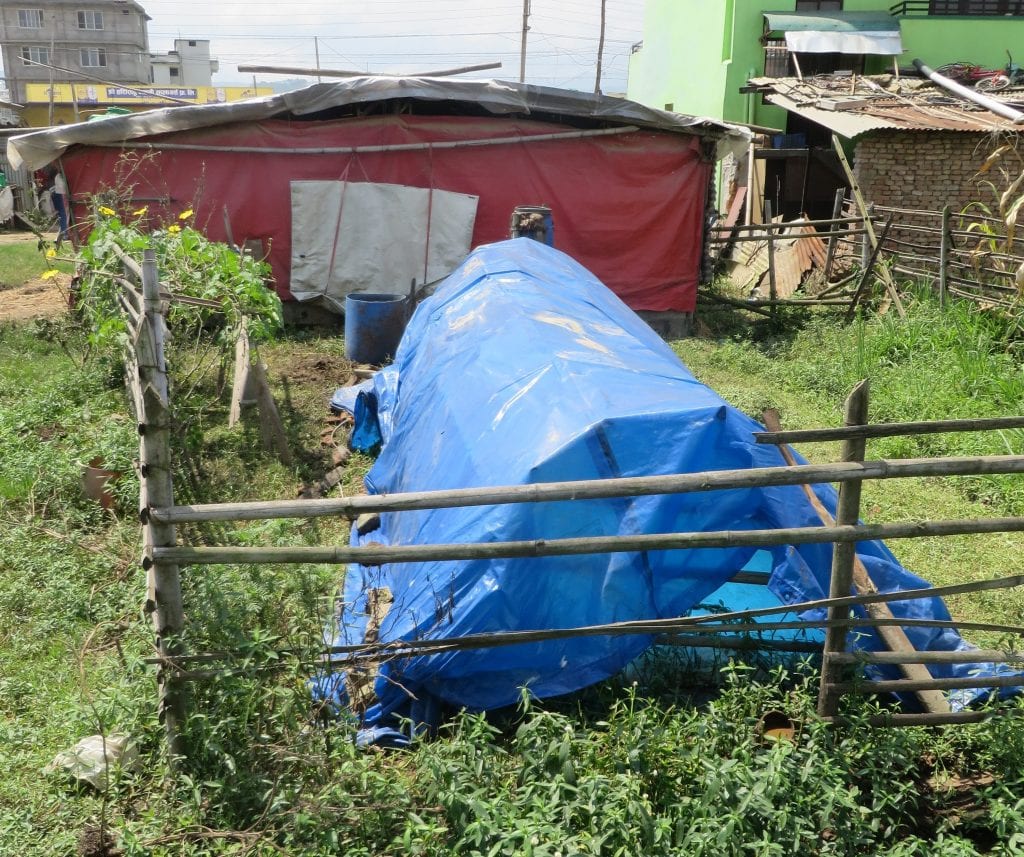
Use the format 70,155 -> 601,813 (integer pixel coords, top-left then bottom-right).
315,238 -> 1013,739
6,77 -> 750,314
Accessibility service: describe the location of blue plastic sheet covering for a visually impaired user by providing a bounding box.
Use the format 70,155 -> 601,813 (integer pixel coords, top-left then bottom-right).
313,238 -> 1017,734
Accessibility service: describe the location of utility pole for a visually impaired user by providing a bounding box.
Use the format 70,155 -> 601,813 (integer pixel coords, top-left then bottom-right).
519,0 -> 531,83
314,36 -> 322,83
594,0 -> 607,95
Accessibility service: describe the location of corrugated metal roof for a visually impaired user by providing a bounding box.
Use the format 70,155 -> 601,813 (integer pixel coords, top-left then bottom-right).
764,12 -> 900,34
750,76 -> 1021,138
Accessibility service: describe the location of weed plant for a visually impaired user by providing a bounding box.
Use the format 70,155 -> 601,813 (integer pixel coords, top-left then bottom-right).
7,283 -> 1024,852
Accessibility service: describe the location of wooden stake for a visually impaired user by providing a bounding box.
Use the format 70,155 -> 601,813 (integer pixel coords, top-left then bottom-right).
763,408 -> 949,715
939,204 -> 951,308
252,361 -> 293,466
764,199 -> 778,309
823,188 -> 846,282
227,321 -> 250,428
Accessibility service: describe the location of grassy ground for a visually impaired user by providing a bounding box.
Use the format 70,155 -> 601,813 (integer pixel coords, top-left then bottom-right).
0,238 -> 73,289
4,270 -> 1024,853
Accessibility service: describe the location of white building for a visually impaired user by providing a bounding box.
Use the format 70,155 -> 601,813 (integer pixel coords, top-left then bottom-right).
150,38 -> 218,87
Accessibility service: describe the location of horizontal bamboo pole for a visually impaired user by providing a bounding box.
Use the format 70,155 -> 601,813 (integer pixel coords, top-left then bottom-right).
824,711 -> 996,727
832,675 -> 1024,694
152,516 -> 1024,568
755,418 -> 1024,445
148,611 -> 1024,669
711,215 -> 864,233
947,287 -> 1016,308
149,454 -> 1024,525
711,230 -> 866,245
830,649 -> 1024,666
658,634 -> 822,654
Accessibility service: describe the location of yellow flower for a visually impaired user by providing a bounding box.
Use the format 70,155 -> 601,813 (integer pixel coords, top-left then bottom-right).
98,206 -> 116,217
167,224 -> 181,234
41,269 -> 60,280
45,248 -> 56,259
178,209 -> 194,221
132,205 -> 148,216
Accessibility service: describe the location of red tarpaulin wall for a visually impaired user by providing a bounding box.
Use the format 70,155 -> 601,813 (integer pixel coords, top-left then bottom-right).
61,114 -> 711,312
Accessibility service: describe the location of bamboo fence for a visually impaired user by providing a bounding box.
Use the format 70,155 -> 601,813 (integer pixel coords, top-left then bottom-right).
117,249 -> 1024,764
708,196 -> 1024,314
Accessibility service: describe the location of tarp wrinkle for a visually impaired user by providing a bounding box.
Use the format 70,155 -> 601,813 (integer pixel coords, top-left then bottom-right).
313,239 -> 1018,741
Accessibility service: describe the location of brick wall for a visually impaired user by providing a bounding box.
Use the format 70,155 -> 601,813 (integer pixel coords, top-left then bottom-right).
853,131 -> 993,222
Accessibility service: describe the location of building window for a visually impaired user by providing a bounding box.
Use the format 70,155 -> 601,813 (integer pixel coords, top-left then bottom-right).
77,10 -> 104,29
764,38 -> 792,76
20,45 -> 49,65
80,47 -> 107,67
795,0 -> 843,8
188,40 -> 197,46
17,8 -> 43,28
169,67 -> 180,77
928,0 -> 1024,11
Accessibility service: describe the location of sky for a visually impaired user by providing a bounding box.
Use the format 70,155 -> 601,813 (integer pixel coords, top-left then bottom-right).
138,0 -> 647,93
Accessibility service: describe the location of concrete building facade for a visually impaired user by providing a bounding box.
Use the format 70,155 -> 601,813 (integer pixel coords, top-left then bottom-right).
0,0 -> 151,101
150,38 -> 218,87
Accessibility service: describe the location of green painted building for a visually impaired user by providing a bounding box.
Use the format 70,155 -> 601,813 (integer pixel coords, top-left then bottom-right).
628,1 -> 1024,132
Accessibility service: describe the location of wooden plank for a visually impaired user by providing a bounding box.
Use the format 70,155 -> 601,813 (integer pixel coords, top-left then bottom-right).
763,408 -> 949,716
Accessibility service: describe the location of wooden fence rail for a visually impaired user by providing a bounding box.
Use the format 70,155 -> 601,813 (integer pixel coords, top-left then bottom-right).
115,249 -> 1024,765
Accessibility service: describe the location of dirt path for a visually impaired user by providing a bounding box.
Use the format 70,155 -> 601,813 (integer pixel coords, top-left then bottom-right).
0,274 -> 71,322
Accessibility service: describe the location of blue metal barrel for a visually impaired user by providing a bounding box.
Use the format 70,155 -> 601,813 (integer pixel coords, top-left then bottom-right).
344,293 -> 409,364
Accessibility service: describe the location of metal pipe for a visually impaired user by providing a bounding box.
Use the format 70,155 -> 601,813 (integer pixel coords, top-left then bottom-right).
913,59 -> 1024,124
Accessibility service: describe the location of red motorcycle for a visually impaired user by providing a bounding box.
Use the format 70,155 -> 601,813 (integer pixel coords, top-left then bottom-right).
937,53 -> 1024,91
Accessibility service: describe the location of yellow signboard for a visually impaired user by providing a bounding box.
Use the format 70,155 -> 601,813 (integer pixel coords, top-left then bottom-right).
24,82 -> 273,106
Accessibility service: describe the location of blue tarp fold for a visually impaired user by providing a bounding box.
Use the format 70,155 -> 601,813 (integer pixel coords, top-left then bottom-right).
314,239 -> 1015,733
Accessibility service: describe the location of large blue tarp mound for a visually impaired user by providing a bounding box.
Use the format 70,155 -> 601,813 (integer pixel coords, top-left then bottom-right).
314,238 -> 1012,733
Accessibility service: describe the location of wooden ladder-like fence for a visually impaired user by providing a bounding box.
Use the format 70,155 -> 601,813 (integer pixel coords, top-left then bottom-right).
119,250 -> 1024,764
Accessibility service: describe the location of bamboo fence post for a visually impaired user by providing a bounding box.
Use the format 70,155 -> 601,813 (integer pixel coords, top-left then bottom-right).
823,187 -> 845,282
818,380 -> 869,717
139,248 -> 187,765
764,199 -> 778,313
845,214 -> 896,322
939,204 -> 951,308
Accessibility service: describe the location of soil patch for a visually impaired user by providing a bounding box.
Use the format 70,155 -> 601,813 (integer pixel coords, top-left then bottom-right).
0,274 -> 71,322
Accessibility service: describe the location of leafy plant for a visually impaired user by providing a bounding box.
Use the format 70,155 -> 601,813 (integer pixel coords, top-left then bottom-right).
74,206 -> 282,351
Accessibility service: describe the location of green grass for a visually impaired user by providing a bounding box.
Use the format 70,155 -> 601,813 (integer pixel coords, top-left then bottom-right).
5,292 -> 1024,854
0,241 -> 74,289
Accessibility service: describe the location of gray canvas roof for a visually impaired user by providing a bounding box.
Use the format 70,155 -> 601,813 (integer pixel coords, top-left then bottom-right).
7,76 -> 751,171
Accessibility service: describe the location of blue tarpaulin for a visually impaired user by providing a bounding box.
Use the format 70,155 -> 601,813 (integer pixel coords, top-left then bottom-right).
314,238 -> 1015,734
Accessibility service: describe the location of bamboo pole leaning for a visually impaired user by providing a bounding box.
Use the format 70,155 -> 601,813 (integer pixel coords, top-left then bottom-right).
762,406 -> 948,715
